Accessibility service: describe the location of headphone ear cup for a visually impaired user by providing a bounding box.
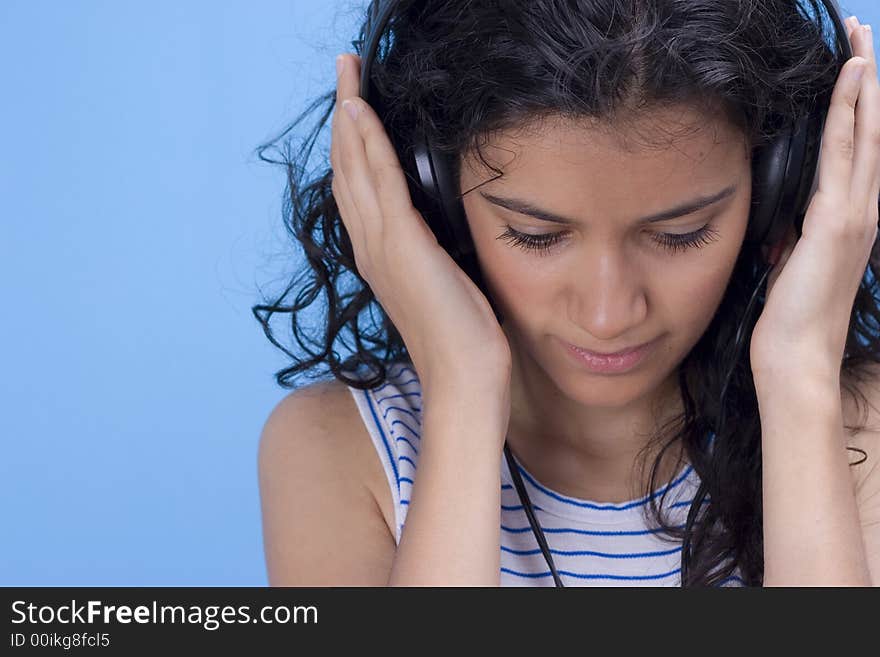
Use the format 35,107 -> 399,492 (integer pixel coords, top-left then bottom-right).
748,128 -> 793,248
749,113 -> 817,253
788,110 -> 824,238
408,133 -> 506,324
409,132 -> 458,255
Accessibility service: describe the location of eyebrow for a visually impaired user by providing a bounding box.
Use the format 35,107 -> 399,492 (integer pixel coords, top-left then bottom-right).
478,184 -> 738,225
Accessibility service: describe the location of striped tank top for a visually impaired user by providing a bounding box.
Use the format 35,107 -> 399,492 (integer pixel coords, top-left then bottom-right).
346,361 -> 745,587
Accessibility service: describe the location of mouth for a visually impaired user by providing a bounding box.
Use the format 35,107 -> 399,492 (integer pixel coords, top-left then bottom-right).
569,341 -> 652,357
561,336 -> 659,374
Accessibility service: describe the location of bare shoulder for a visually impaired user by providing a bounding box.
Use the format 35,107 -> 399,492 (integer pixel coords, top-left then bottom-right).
257,378 -> 397,586
269,379 -> 396,535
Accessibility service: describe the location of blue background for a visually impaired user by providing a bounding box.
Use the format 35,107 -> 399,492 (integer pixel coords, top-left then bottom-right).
1,1 -> 877,586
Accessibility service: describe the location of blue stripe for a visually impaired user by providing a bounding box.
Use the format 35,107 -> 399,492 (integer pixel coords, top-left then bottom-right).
501,544 -> 682,559
501,523 -> 686,536
372,365 -> 419,385
373,365 -> 419,391
396,436 -> 419,454
390,365 -> 418,380
501,499 -> 700,519
389,418 -> 421,439
400,477 -> 414,485
398,455 -> 416,468
499,502 -> 696,515
375,391 -> 422,405
381,404 -> 422,426
514,463 -> 693,511
401,499 -> 410,505
501,566 -> 680,581
373,381 -> 397,394
363,390 -> 399,489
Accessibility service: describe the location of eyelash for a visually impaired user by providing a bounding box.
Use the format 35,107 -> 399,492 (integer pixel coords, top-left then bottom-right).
497,224 -> 720,256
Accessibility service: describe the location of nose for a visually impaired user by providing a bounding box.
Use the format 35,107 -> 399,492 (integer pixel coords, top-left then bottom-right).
569,245 -> 648,343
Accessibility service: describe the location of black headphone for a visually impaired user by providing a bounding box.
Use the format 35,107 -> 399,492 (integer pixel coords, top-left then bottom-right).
354,0 -> 855,587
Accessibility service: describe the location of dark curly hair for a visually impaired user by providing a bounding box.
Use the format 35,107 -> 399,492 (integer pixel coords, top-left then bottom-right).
252,0 -> 880,586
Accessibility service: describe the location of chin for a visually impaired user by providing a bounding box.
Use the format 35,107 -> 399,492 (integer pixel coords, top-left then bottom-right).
563,370 -> 656,408
551,339 -> 677,407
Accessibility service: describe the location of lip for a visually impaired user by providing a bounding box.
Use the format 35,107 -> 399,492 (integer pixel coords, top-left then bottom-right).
561,337 -> 658,374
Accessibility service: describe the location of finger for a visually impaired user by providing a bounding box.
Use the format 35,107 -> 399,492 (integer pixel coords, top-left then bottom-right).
331,170 -> 361,252
332,54 -> 369,250
850,25 -> 880,208
335,58 -> 385,242
338,55 -> 417,223
330,57 -> 348,197
337,57 -> 429,242
844,15 -> 859,41
331,144 -> 372,265
331,56 -> 347,171
815,55 -> 867,200
341,97 -> 427,231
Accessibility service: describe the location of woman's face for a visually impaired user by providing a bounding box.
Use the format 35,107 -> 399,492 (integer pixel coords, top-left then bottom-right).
458,106 -> 753,409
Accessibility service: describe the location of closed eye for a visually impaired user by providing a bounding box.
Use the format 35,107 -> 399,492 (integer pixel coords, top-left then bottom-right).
496,224 -> 721,256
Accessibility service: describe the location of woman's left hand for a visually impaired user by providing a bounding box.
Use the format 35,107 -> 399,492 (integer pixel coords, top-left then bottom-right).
750,17 -> 879,382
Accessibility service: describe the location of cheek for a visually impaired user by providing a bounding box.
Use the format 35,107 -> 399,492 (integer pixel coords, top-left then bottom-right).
674,268 -> 728,326
462,207 -> 543,317
666,202 -> 750,327
472,238 -> 548,319
665,239 -> 743,340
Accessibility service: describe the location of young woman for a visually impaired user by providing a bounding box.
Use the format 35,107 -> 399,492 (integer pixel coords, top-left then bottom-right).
254,1 -> 880,586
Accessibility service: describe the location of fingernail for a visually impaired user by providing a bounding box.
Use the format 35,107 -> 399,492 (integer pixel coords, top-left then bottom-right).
864,24 -> 872,35
342,99 -> 359,121
336,54 -> 345,76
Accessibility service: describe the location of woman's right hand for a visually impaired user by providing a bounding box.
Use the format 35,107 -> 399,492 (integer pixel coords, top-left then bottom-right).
330,53 -> 512,393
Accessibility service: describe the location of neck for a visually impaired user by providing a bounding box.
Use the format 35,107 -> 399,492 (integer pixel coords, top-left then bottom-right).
505,335 -> 686,503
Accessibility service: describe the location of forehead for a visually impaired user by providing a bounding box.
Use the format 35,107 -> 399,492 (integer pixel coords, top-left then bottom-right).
461,106 -> 749,193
